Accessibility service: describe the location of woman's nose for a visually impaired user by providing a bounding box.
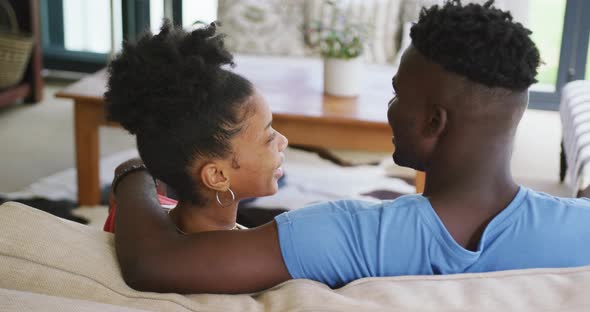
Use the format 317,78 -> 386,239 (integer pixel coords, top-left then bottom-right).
279,133 -> 288,151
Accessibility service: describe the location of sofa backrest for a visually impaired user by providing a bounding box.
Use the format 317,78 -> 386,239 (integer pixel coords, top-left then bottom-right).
1,201 -> 590,311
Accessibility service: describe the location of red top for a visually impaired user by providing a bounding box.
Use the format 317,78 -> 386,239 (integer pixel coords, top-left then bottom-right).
103,193 -> 178,233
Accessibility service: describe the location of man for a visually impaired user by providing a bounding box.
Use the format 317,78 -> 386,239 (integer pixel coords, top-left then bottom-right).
112,0 -> 590,294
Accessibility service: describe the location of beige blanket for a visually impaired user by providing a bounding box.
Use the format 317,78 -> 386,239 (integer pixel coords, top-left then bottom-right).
1,201 -> 589,311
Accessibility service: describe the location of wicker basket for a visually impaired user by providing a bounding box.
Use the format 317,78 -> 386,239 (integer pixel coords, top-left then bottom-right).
0,0 -> 33,89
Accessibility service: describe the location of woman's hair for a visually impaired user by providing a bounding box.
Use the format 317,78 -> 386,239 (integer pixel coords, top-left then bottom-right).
105,21 -> 253,204
410,0 -> 540,91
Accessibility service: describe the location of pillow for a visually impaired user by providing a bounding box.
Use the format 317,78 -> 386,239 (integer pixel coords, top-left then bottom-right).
304,0 -> 403,64
217,0 -> 307,56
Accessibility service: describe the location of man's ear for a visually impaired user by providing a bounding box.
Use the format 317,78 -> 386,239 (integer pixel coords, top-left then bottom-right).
199,162 -> 230,192
425,106 -> 447,138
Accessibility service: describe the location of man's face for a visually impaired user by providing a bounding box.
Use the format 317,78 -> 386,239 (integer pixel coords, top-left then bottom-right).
387,46 -> 431,171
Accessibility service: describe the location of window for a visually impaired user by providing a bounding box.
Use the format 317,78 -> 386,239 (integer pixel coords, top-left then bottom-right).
182,0 -> 217,28
148,0 -> 217,31
41,0 -> 217,73
149,0 -> 165,35
528,0 -> 567,93
40,0 -> 589,102
62,0 -> 120,54
528,0 -> 590,110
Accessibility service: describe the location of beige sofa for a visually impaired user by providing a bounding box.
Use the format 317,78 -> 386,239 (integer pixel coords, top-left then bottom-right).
1,201 -> 590,311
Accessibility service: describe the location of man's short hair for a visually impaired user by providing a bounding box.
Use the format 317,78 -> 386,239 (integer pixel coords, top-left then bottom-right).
410,0 -> 540,91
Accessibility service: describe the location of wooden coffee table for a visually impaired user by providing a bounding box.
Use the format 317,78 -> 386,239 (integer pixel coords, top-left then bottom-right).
56,55 -> 425,206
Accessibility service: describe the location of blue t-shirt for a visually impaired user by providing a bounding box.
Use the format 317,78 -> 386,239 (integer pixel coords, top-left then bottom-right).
274,186 -> 590,288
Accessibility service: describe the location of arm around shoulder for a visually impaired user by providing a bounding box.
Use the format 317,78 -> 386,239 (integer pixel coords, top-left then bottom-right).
113,171 -> 291,294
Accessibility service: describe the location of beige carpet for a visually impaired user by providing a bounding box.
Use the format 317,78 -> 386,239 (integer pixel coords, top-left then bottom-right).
0,81 -> 136,193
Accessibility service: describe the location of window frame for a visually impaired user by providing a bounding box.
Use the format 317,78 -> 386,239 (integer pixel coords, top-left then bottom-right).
529,0 -> 590,110
41,0 -> 183,73
40,0 -> 590,108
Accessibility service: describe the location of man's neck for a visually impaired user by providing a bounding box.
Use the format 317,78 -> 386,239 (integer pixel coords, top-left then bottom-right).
423,133 -> 517,198
420,141 -> 519,250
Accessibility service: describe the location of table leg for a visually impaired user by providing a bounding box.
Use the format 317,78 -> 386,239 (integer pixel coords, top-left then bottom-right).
74,102 -> 102,206
415,171 -> 426,193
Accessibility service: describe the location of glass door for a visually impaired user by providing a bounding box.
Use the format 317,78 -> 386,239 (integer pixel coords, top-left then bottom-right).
528,0 -> 566,93
528,0 -> 590,110
148,0 -> 217,31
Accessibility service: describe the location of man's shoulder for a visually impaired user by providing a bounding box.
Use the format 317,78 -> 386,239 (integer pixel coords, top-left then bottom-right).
522,187 -> 590,218
525,187 -> 590,207
279,194 -> 426,221
323,194 -> 427,213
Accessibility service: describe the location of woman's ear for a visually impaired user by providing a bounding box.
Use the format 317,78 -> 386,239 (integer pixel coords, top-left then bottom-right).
198,162 -> 230,192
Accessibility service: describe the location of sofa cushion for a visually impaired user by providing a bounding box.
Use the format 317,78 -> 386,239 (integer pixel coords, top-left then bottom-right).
1,201 -> 590,311
0,288 -> 150,312
304,0 -> 403,64
217,0 -> 307,56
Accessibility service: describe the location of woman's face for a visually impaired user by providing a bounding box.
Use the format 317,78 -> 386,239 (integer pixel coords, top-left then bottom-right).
226,90 -> 288,199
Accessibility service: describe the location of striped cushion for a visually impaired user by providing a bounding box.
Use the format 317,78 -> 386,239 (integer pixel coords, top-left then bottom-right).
304,0 -> 403,64
560,80 -> 590,194
217,0 -> 307,56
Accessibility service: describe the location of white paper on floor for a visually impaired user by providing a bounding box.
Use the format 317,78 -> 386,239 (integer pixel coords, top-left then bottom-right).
245,148 -> 415,210
2,148 -> 415,209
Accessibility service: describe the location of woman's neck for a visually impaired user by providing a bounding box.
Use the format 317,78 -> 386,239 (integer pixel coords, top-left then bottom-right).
168,200 -> 238,234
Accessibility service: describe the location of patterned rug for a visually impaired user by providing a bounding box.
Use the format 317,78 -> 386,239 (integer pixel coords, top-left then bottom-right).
1,147 -> 415,227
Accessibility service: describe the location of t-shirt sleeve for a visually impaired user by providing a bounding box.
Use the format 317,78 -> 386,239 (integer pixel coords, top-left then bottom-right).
274,200 -> 381,288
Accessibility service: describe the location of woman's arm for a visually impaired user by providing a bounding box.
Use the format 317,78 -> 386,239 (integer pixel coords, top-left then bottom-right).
113,168 -> 291,294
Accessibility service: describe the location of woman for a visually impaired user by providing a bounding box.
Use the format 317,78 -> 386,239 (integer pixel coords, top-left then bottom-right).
104,21 -> 288,234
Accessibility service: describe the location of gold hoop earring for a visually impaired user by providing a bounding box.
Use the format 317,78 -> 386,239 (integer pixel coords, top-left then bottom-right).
216,187 -> 235,207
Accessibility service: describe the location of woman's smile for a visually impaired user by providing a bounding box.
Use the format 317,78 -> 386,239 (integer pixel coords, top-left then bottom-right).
274,158 -> 284,178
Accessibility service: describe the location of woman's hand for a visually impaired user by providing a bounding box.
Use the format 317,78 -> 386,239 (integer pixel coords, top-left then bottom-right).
109,158 -> 146,208
114,158 -> 145,179
113,158 -> 168,196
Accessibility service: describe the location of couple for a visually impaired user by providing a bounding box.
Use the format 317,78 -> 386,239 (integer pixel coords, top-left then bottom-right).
107,0 -> 590,294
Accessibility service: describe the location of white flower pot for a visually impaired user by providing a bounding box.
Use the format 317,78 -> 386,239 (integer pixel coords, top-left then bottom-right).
323,57 -> 363,97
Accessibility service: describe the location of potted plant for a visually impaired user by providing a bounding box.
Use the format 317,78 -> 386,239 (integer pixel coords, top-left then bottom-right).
306,0 -> 370,97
